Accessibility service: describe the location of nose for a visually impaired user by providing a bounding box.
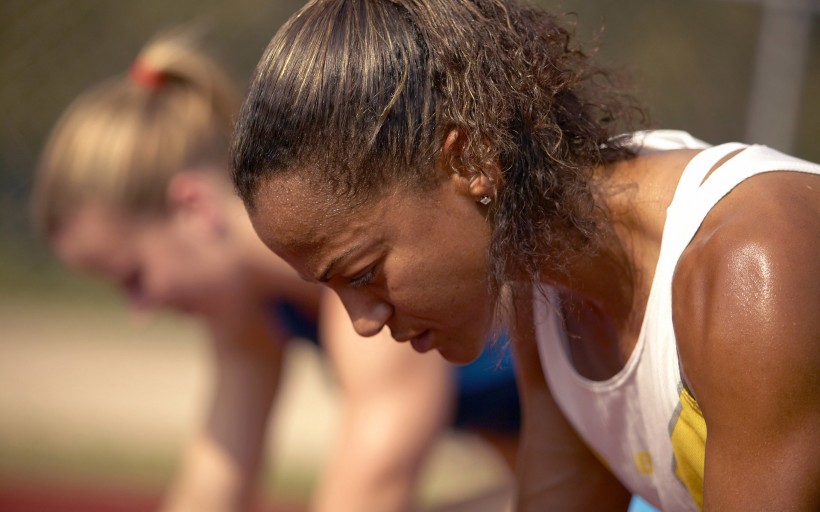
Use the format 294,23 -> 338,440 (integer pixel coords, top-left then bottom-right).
337,289 -> 392,337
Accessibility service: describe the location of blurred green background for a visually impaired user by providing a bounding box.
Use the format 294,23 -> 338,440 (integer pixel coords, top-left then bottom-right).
0,0 -> 817,510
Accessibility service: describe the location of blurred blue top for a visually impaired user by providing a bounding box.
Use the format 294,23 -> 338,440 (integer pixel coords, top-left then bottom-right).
629,496 -> 659,512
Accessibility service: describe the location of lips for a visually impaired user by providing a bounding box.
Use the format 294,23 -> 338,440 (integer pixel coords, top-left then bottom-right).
409,330 -> 433,353
390,327 -> 434,353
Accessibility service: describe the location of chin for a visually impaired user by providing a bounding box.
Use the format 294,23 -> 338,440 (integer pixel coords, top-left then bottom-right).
436,338 -> 485,365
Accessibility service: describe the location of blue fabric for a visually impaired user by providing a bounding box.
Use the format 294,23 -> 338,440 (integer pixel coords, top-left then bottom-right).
452,336 -> 521,433
628,496 -> 659,512
455,334 -> 516,393
270,300 -> 319,343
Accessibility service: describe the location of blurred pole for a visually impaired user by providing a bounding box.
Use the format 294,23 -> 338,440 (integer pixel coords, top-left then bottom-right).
740,0 -> 818,152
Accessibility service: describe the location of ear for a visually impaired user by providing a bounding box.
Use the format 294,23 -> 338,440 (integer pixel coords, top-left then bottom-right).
440,128 -> 467,179
440,128 -> 501,205
166,172 -> 225,234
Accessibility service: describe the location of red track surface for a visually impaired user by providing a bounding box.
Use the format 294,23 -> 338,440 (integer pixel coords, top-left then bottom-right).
0,484 -> 304,512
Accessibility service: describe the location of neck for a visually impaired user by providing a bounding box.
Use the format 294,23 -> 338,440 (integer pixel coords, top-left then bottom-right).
543,161 -> 649,335
539,156 -> 676,377
546,233 -> 637,331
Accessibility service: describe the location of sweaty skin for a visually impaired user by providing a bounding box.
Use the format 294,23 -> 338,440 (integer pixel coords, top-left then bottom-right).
249,173 -> 496,364
249,147 -> 820,511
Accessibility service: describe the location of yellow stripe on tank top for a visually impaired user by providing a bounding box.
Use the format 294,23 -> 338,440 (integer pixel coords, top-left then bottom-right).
669,386 -> 707,510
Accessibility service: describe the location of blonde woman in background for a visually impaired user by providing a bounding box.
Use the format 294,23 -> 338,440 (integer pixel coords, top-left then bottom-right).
34,31 -> 521,512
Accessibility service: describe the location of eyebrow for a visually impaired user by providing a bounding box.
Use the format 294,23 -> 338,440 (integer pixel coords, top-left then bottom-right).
316,245 -> 360,283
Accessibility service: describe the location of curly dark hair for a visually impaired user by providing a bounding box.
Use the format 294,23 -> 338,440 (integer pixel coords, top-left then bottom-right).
232,0 -> 645,292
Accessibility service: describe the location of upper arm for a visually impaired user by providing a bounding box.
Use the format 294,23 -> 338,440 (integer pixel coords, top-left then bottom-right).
674,172 -> 820,510
510,285 -> 630,511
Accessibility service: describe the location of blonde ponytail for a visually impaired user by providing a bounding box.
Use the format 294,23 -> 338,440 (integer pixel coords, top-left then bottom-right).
34,28 -> 240,237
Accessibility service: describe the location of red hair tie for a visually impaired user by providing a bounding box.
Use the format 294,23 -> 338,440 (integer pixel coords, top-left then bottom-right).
129,59 -> 167,89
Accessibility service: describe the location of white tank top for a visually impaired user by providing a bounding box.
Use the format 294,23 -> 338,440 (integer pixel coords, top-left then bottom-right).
533,131 -> 820,511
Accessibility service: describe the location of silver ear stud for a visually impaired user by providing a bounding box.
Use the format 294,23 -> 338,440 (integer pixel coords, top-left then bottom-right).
479,195 -> 492,205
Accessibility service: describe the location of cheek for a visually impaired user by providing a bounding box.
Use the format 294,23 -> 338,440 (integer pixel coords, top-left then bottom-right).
388,245 -> 492,319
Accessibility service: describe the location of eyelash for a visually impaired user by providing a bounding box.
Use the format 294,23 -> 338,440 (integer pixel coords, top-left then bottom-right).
348,266 -> 377,288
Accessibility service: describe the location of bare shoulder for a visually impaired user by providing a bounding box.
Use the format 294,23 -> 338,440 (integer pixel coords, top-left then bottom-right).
672,169 -> 820,415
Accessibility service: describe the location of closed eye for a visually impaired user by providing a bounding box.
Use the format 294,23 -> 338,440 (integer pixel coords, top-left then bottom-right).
348,265 -> 377,288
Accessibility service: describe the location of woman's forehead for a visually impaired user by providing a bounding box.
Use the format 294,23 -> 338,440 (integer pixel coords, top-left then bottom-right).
250,172 -> 442,275
248,175 -> 374,265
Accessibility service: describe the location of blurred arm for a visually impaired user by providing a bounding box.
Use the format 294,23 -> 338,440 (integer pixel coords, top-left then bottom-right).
312,290 -> 453,512
162,298 -> 285,512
